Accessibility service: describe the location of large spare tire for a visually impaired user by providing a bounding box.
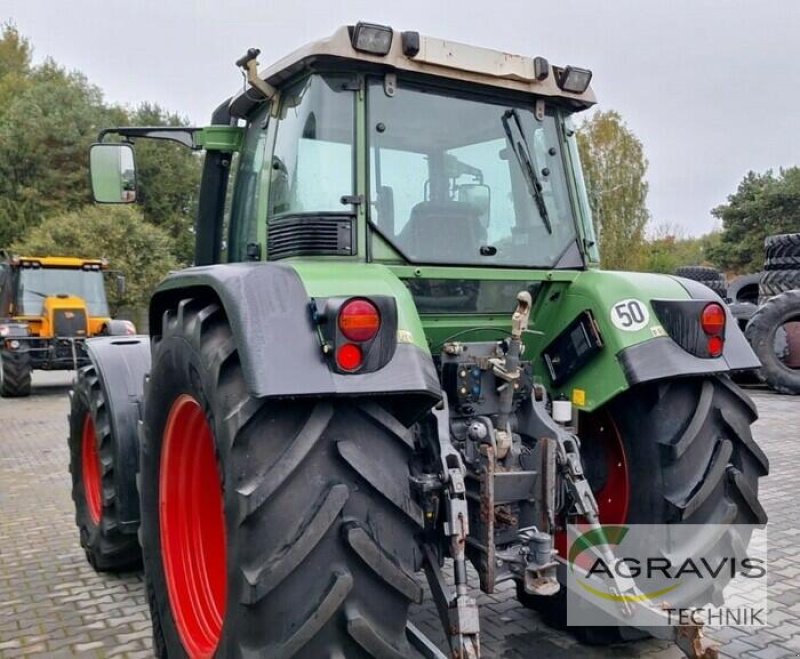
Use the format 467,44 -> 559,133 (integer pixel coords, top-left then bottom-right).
745,290 -> 800,394
674,265 -> 727,298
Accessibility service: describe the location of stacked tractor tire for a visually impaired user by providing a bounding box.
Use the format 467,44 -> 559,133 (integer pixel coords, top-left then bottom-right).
674,233 -> 800,394
746,234 -> 800,394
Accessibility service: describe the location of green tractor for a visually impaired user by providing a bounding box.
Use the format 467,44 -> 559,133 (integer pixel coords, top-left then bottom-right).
68,23 -> 768,658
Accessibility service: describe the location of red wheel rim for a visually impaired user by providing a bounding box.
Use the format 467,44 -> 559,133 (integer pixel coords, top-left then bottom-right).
160,395 -> 227,658
81,413 -> 103,524
555,410 -> 630,557
589,412 -> 630,524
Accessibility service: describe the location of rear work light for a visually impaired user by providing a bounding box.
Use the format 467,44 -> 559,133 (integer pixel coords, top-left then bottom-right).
351,22 -> 393,55
338,299 -> 381,342
557,66 -> 593,94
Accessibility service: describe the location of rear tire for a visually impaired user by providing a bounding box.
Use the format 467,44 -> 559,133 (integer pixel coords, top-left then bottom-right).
518,375 -> 769,643
67,365 -> 142,571
140,298 -> 425,658
0,350 -> 31,397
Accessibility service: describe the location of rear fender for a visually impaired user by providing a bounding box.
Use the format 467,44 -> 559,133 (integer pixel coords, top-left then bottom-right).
149,262 -> 440,420
532,270 -> 760,411
84,335 -> 151,532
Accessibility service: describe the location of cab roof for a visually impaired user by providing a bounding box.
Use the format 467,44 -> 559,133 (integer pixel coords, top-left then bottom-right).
229,24 -> 596,118
9,255 -> 108,269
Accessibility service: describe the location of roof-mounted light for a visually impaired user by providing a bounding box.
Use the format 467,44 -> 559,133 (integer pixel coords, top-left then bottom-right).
557,66 -> 593,94
352,22 -> 393,56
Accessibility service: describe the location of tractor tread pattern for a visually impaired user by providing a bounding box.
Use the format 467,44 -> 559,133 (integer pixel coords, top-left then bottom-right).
0,351 -> 32,397
267,571 -> 354,659
344,523 -> 424,603
67,365 -> 141,572
241,483 -> 349,603
347,610 -> 408,659
764,232 -> 800,257
759,269 -> 800,302
236,402 -> 334,522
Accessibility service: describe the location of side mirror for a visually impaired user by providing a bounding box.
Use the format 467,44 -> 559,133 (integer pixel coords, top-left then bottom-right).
457,184 -> 491,227
116,274 -> 126,298
89,143 -> 138,204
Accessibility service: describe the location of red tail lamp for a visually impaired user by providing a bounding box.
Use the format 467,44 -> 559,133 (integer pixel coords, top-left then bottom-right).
701,303 -> 726,357
336,343 -> 363,371
700,303 -> 726,335
338,299 -> 381,342
707,335 -> 724,358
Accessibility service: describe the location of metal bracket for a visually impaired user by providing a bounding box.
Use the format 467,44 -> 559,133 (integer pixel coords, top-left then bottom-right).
535,99 -> 546,121
384,72 -> 398,97
236,47 -> 276,100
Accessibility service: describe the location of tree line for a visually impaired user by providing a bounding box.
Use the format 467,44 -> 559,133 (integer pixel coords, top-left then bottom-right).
0,23 -> 199,314
1,22 -> 796,314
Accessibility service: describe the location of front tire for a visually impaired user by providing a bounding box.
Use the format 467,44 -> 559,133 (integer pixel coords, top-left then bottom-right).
0,350 -> 31,397
140,298 -> 425,658
67,365 -> 142,571
519,375 -> 769,643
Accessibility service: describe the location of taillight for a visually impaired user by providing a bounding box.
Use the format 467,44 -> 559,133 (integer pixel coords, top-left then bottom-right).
700,303 -> 726,335
701,303 -> 726,357
707,335 -> 724,358
311,294 -> 397,375
338,299 -> 380,342
336,343 -> 363,371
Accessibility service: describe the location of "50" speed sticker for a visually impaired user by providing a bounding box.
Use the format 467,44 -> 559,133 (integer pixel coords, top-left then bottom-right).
610,298 -> 650,331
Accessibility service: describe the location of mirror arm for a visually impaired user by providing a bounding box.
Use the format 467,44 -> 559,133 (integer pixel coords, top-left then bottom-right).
97,127 -> 203,150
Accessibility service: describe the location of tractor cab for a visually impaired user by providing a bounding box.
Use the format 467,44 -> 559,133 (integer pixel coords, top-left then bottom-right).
89,23 -> 598,272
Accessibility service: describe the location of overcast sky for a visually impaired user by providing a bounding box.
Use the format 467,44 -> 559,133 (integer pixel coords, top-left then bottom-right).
6,0 -> 800,236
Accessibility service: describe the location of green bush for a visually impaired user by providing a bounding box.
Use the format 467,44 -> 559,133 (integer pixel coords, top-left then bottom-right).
11,205 -> 178,312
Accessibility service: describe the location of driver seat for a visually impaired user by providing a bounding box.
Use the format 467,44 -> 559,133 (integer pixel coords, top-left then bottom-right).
399,201 -> 486,262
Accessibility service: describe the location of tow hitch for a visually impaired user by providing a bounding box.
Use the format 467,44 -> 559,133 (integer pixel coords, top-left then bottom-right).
411,290 -> 720,659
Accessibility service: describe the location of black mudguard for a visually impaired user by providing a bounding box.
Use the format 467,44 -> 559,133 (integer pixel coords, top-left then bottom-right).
149,262 -> 441,411
618,276 -> 761,386
84,335 -> 151,533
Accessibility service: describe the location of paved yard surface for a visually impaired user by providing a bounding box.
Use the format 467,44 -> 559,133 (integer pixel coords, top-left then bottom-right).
1,372 -> 798,658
